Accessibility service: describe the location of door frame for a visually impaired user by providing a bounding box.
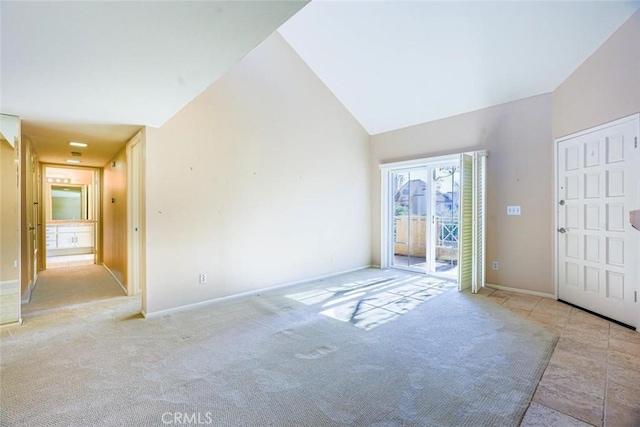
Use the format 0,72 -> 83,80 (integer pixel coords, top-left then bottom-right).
380,151 -> 485,280
553,113 -> 640,327
39,164 -> 101,270
126,131 -> 145,298
388,166 -> 433,274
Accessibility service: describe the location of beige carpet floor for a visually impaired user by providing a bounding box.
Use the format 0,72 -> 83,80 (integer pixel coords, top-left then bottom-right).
1,267 -> 557,426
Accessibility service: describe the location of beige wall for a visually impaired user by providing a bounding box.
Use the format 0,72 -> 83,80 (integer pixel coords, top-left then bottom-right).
46,167 -> 94,185
144,33 -> 371,315
1,115 -> 21,324
553,10 -> 640,138
102,146 -> 127,287
370,94 -> 554,295
1,137 -> 19,282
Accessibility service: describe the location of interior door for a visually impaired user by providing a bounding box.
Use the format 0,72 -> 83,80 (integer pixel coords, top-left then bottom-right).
557,116 -> 639,327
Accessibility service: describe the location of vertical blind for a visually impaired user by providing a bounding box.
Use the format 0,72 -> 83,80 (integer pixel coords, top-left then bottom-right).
458,152 -> 487,293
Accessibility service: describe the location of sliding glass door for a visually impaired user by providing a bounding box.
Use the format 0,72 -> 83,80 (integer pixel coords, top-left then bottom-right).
381,152 -> 486,290
389,162 -> 461,277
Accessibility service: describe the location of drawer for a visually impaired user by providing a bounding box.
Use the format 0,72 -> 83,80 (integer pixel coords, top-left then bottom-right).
45,226 -> 57,233
74,226 -> 93,233
58,225 -> 93,233
45,241 -> 57,248
46,233 -> 57,241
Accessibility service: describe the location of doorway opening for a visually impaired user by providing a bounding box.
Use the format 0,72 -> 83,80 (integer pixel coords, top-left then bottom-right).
381,151 -> 486,293
390,163 -> 460,278
42,166 -> 99,270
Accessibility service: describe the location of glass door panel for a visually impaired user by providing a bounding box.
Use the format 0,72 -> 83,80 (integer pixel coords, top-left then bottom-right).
391,170 -> 410,268
391,168 -> 428,272
432,164 -> 460,278
407,169 -> 428,271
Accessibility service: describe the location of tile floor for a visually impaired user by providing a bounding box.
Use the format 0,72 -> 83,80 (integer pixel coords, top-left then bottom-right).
473,288 -> 640,427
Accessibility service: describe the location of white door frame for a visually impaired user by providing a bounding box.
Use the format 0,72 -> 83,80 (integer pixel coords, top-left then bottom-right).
40,164 -> 101,269
554,113 -> 640,328
380,151 -> 485,281
126,131 -> 145,300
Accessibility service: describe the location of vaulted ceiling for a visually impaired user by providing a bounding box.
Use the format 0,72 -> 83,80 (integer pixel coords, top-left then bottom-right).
1,1 -> 638,165
279,1 -> 640,134
0,0 -> 307,166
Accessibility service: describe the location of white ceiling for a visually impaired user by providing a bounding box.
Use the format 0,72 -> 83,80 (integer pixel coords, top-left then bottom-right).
21,121 -> 141,168
279,1 -> 640,135
3,1 -> 638,165
1,0 -> 307,166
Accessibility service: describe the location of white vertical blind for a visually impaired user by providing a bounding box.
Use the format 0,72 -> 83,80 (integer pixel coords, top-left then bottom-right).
459,154 -> 473,291
472,153 -> 487,293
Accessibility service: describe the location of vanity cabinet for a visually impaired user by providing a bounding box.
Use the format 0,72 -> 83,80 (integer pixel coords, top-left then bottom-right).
45,223 -> 94,254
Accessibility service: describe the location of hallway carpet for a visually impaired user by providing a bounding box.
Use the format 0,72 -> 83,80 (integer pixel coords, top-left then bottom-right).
22,264 -> 125,317
1,268 -> 557,426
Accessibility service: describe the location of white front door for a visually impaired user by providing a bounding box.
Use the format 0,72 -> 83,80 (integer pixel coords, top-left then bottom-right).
557,115 -> 639,327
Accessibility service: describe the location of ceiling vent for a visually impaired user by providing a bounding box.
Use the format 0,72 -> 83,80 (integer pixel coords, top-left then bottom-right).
71,151 -> 82,157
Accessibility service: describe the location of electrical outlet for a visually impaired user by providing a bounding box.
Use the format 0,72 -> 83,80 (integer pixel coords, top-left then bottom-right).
507,206 -> 521,216
199,273 -> 207,284
492,261 -> 499,270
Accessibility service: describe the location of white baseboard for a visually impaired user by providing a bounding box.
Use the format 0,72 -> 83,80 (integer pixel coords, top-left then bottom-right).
485,283 -> 555,299
143,264 -> 375,319
21,282 -> 32,303
102,263 -> 128,295
21,274 -> 39,303
0,318 -> 23,329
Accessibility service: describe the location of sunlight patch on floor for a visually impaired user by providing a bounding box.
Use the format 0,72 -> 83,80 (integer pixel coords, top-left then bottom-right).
287,275 -> 456,330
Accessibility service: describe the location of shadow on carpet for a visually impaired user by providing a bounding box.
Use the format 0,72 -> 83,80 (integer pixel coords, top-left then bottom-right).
1,270 -> 557,426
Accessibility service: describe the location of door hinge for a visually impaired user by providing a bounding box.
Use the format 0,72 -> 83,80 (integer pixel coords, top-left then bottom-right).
635,136 -> 638,148
635,291 -> 638,303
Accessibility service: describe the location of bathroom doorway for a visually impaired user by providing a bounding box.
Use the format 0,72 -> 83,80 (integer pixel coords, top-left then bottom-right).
42,166 -> 100,269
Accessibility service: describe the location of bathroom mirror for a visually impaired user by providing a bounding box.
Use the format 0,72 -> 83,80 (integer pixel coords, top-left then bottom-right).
49,184 -> 88,220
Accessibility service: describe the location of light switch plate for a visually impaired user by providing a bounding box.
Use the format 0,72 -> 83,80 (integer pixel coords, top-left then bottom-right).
507,206 -> 521,215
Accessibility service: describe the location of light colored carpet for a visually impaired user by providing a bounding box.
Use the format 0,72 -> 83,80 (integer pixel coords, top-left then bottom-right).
22,265 -> 125,317
1,267 -> 557,426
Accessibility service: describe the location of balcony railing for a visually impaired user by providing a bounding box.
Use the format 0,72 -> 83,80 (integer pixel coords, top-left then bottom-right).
393,215 -> 459,262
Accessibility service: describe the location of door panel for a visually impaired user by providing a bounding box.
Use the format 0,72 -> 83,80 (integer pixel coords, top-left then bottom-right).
432,164 -> 460,278
391,168 -> 429,272
558,117 -> 639,327
408,169 -> 428,271
392,170 -> 410,269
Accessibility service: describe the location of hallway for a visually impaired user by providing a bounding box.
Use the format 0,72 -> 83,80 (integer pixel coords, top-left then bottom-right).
22,265 -> 128,319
